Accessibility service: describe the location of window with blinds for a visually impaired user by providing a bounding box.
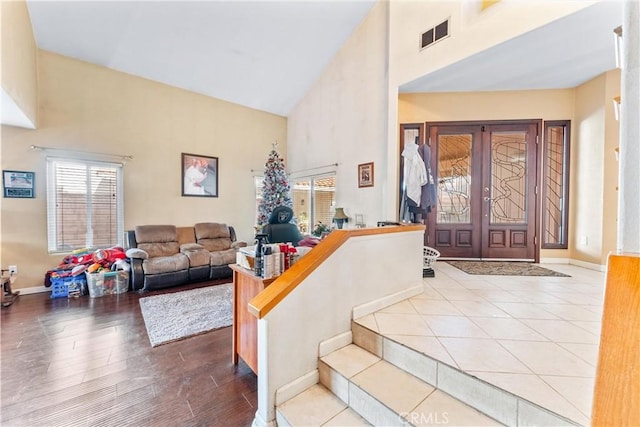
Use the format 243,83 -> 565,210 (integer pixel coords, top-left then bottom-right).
46,158 -> 124,253
254,173 -> 336,235
292,174 -> 336,235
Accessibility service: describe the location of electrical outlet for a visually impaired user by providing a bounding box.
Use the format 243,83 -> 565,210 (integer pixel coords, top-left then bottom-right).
8,265 -> 17,275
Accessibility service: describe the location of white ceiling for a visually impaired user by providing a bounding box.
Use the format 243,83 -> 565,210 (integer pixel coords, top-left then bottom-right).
11,1 -> 623,123
400,1 -> 623,93
25,0 -> 377,117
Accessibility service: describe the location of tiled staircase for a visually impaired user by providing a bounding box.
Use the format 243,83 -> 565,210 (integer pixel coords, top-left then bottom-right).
276,320 -> 580,427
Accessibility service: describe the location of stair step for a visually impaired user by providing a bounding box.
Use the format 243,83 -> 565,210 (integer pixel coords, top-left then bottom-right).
351,319 -> 581,426
276,384 -> 370,426
277,299 -> 584,426
318,344 -> 500,426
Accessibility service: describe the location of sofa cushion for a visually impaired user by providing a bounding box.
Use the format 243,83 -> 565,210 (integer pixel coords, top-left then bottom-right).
184,249 -> 211,268
138,242 -> 180,258
210,248 -> 237,266
194,222 -> 230,239
195,223 -> 232,252
142,253 -> 189,275
135,225 -> 180,258
180,243 -> 204,252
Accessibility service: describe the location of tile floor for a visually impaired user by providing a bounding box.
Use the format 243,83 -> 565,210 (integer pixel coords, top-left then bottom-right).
354,262 -> 605,426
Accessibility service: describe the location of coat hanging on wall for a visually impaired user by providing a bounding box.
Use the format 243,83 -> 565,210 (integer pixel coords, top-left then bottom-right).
399,142 -> 427,222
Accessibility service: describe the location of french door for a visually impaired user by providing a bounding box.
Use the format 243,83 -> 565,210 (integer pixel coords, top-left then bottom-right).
426,121 -> 540,261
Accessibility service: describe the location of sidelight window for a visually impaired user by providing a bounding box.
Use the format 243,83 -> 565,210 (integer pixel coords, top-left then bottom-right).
542,121 -> 571,249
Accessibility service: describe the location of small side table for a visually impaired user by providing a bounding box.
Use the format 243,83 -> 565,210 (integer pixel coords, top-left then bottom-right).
230,264 -> 275,374
1,270 -> 19,307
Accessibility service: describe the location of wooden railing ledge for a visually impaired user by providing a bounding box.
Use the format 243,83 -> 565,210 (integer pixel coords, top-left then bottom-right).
248,225 -> 425,319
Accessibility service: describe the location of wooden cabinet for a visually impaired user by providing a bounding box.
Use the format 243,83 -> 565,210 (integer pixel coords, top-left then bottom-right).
231,264 -> 274,374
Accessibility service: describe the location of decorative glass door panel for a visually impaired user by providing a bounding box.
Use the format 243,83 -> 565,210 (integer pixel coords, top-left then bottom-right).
437,134 -> 472,224
427,125 -> 483,259
489,132 -> 527,224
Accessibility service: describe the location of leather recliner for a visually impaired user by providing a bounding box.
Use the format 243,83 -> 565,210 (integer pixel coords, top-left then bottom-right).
261,206 -> 304,246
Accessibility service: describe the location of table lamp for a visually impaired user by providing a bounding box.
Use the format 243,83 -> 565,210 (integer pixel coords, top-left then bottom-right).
333,208 -> 348,229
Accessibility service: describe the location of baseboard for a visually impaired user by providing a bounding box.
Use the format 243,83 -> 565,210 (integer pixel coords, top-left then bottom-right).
274,369 -> 319,406
569,258 -> 606,272
543,257 -> 605,272
15,285 -> 49,295
352,283 -> 423,320
251,411 -> 277,427
540,258 -> 570,264
318,331 -> 352,358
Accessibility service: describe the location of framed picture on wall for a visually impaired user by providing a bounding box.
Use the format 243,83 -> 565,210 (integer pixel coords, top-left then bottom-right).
358,162 -> 374,188
181,153 -> 218,197
3,170 -> 35,198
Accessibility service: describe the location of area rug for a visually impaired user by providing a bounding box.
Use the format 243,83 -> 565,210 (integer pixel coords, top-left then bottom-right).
445,261 -> 570,277
139,284 -> 233,347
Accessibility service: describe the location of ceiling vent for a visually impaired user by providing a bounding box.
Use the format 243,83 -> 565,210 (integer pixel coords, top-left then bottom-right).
421,19 -> 450,50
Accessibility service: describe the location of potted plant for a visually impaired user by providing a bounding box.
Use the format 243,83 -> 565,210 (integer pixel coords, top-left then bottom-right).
312,222 -> 331,237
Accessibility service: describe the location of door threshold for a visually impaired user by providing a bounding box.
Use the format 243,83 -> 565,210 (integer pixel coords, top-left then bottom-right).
440,257 -> 535,262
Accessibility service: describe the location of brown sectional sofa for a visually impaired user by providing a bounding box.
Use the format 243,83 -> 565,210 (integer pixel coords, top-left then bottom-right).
125,223 -> 246,292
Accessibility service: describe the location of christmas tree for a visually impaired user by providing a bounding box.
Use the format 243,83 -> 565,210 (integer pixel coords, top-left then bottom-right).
256,146 -> 293,228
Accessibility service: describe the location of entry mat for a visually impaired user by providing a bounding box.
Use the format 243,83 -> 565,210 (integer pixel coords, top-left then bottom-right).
444,261 -> 570,277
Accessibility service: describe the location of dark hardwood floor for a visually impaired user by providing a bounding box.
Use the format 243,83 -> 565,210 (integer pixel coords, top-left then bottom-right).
1,281 -> 257,427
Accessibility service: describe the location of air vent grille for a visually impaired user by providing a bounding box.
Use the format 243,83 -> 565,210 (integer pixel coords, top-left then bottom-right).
420,18 -> 450,50
421,29 -> 434,49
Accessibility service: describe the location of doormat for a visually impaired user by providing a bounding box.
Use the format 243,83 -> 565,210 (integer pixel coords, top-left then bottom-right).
445,261 -> 570,277
139,283 -> 233,347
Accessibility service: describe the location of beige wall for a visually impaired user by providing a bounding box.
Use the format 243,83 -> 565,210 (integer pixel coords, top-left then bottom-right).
1,51 -> 286,289
572,70 -> 620,265
287,1 -> 389,226
399,89 -> 574,123
1,0 -> 38,125
572,75 -> 605,264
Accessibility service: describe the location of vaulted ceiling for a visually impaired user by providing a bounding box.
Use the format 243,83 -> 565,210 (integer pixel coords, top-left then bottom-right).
26,0 -> 377,117
15,1 -> 624,120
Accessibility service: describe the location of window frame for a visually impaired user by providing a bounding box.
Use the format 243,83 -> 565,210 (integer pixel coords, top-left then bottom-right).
46,157 -> 124,254
541,120 -> 571,249
291,173 -> 336,235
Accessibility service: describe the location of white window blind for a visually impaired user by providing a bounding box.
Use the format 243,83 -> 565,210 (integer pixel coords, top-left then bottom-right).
46,158 -> 124,253
292,174 -> 336,234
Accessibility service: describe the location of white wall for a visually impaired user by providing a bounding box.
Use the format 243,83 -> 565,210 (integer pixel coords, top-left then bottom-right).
287,1 -> 390,226
618,1 -> 640,253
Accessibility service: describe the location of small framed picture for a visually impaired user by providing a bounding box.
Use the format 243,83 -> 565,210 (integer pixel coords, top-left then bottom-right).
182,153 -> 218,197
358,162 -> 374,188
3,170 -> 35,198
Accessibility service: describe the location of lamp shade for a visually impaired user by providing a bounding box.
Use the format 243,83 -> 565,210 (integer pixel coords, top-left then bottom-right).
333,208 -> 348,220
